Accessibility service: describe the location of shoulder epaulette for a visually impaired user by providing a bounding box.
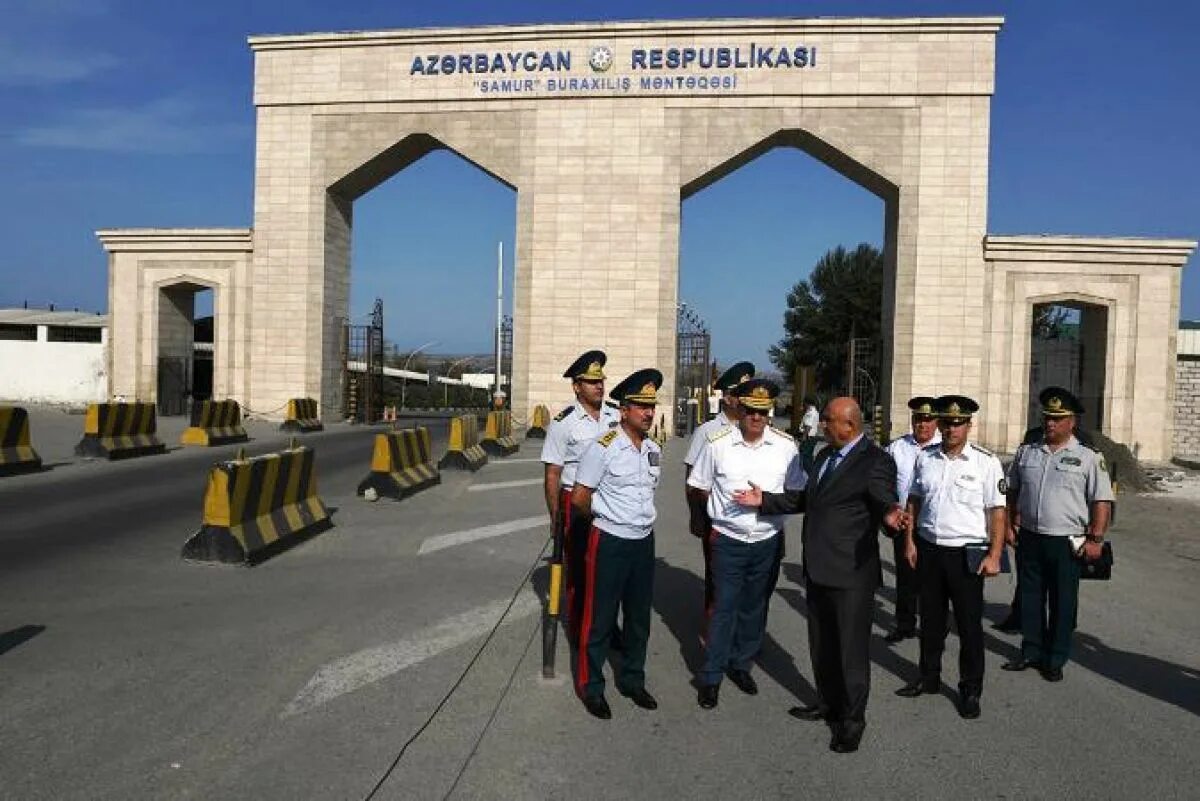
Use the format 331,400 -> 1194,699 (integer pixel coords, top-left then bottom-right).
555,405 -> 574,422
769,426 -> 794,442
598,430 -> 619,447
605,400 -> 619,409
706,426 -> 733,444
970,443 -> 994,457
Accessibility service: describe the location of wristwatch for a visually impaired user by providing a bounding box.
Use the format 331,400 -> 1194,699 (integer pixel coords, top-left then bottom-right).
1085,533 -> 1104,543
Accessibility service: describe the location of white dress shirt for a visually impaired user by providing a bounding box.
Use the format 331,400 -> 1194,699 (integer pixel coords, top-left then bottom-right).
910,443 -> 1005,546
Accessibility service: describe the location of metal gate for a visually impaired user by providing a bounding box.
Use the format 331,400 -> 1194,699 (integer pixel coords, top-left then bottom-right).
845,337 -> 882,437
1028,338 -> 1083,428
343,298 -> 385,423
675,303 -> 711,437
156,356 -> 189,416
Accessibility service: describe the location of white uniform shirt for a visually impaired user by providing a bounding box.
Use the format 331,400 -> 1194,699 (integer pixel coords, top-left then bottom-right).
687,426 -> 807,543
684,408 -> 738,467
575,428 -> 662,540
887,431 -> 942,506
540,402 -> 621,488
801,406 -> 820,438
910,443 -> 1005,546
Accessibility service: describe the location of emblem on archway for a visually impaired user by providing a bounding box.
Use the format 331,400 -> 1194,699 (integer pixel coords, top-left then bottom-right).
589,46 -> 613,72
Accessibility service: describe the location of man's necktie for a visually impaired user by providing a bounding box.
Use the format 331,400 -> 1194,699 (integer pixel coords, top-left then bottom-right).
819,451 -> 842,488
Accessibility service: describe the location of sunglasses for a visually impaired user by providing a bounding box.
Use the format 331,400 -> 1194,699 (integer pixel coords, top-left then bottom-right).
938,418 -> 970,428
742,408 -> 770,417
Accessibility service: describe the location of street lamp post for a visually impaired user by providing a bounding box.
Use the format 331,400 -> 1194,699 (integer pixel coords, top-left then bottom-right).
444,356 -> 478,406
400,339 -> 439,410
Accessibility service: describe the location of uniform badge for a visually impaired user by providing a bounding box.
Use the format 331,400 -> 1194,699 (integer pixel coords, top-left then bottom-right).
998,478 -> 1008,494
1061,456 -> 1081,466
608,421 -> 618,428
647,452 -> 660,466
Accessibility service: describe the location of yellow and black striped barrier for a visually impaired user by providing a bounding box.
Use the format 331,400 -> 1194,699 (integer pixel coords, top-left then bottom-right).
526,404 -> 551,439
74,402 -> 167,460
357,427 -> 441,501
181,399 -> 249,447
182,444 -> 332,565
438,414 -> 488,471
0,406 -> 42,476
280,397 -> 323,433
481,410 -> 520,457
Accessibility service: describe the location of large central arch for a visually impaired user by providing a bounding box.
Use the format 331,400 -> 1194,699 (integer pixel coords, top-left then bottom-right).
95,17 -> 1198,458
247,17 -> 999,433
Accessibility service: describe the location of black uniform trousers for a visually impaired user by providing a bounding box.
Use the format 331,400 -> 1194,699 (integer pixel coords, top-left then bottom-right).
891,533 -> 920,633
806,576 -> 874,724
698,532 -> 778,685
916,537 -> 986,694
574,527 -> 654,699
1017,529 -> 1081,670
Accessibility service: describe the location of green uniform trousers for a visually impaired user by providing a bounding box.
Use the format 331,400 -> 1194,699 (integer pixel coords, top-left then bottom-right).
574,527 -> 654,699
1017,529 -> 1081,669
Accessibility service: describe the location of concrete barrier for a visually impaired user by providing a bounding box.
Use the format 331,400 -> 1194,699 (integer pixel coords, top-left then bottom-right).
481,410 -> 520,457
74,402 -> 167,460
0,406 -> 42,475
181,399 -> 250,447
182,445 -> 331,565
280,398 -> 323,433
357,427 -> 441,501
526,404 -> 551,439
438,414 -> 488,471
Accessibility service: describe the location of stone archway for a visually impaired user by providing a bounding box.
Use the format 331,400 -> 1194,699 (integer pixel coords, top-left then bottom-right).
98,18 -> 1195,458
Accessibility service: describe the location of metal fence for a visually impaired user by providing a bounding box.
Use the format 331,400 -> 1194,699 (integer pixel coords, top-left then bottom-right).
342,298 -> 385,423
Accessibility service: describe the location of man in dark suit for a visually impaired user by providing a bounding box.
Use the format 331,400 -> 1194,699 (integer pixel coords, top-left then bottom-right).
734,397 -> 904,753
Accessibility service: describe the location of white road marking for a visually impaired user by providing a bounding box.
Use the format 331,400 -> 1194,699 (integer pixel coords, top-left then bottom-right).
418,515 -> 548,555
467,478 -> 543,492
283,594 -> 541,717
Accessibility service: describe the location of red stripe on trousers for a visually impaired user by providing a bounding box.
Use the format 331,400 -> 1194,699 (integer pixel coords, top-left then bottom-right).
574,525 -> 602,697
560,487 -> 574,626
702,529 -> 720,647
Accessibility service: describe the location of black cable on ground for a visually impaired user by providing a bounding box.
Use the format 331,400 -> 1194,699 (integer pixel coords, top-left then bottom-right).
362,535 -> 552,801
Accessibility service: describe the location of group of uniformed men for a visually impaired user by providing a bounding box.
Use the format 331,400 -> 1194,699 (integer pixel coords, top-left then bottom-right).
540,349 -> 1113,751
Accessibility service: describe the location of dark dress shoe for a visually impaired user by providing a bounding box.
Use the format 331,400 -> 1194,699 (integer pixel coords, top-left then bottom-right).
726,669 -> 758,696
883,628 -> 917,644
620,687 -> 658,710
1001,658 -> 1036,672
993,615 -> 1020,633
895,679 -> 939,698
788,704 -> 828,721
583,695 -> 612,720
958,692 -> 981,719
697,684 -> 719,709
830,722 -> 864,753
1040,665 -> 1064,682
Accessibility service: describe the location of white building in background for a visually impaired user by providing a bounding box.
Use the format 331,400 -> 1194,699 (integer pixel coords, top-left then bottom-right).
0,309 -> 108,405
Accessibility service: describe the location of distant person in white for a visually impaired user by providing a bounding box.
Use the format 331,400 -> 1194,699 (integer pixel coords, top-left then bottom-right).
801,401 -> 821,438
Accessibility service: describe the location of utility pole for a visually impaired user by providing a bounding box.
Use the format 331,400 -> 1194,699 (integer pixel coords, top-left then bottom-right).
493,241 -> 504,409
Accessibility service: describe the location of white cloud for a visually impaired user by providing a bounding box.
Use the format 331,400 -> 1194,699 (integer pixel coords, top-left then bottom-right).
0,44 -> 119,86
13,98 -> 250,155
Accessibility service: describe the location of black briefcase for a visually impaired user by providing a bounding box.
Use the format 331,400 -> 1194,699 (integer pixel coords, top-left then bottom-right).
1078,541 -> 1114,580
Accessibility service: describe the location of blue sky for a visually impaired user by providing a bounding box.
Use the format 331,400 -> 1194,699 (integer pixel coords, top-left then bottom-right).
1,0 -> 1197,369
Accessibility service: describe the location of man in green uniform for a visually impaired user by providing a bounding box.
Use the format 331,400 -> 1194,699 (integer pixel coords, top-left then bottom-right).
1001,387 -> 1114,682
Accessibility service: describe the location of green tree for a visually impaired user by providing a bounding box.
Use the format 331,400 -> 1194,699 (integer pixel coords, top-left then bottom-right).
768,243 -> 883,391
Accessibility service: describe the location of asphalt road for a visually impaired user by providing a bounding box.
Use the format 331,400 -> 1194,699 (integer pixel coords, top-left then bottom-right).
2,428 -> 1198,800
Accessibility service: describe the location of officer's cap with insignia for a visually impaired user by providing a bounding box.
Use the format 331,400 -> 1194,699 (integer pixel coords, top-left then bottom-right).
908,396 -> 937,418
732,378 -> 779,411
563,350 -> 606,381
611,368 -> 663,406
933,394 -> 979,424
1039,386 -> 1084,418
715,361 -> 755,393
